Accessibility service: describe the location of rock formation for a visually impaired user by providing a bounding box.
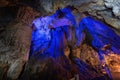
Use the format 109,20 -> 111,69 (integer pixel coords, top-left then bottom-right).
0,0 -> 120,80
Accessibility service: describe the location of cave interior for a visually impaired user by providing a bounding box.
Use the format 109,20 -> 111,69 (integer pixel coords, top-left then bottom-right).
0,0 -> 120,80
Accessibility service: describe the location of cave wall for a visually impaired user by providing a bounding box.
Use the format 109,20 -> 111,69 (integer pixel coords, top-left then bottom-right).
0,0 -> 120,32
0,0 -> 120,79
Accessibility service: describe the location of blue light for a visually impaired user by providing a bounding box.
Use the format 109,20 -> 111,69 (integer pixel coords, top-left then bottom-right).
61,7 -> 77,27
30,16 -> 52,57
45,27 -> 65,58
30,8 -> 120,60
77,17 -> 120,79
30,7 -> 120,79
30,7 -> 76,58
78,16 -> 120,54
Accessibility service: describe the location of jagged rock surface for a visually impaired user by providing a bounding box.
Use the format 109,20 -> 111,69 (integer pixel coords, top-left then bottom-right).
104,0 -> 120,17
0,6 -> 39,79
20,55 -> 107,80
0,0 -> 120,80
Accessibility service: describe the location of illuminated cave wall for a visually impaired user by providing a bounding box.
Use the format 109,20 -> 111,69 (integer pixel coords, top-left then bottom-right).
28,7 -> 120,80
0,0 -> 120,80
30,7 -> 120,58
30,7 -> 77,58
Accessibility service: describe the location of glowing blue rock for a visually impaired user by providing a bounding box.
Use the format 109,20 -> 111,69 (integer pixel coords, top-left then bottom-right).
77,16 -> 120,54
30,16 -> 52,55
30,7 -> 76,58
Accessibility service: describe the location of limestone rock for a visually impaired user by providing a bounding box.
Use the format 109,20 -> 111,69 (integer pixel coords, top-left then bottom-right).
0,4 -> 40,79
79,44 -> 100,67
104,0 -> 120,17
17,6 -> 40,25
20,56 -> 106,80
0,62 -> 9,79
7,59 -> 25,79
38,0 -> 93,14
104,53 -> 120,72
0,0 -> 120,79
0,21 -> 32,79
103,16 -> 120,32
